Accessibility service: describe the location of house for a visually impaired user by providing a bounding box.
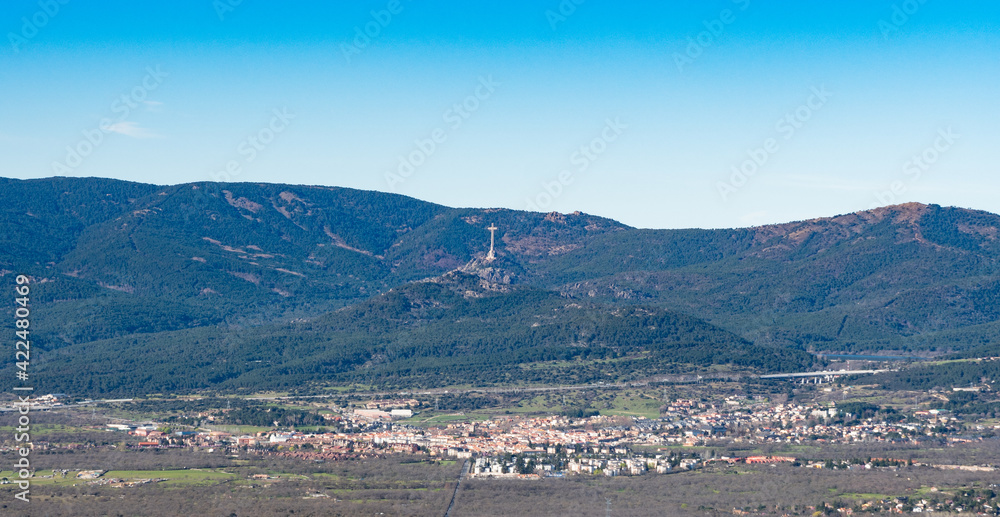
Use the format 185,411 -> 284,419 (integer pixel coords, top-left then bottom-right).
354,409 -> 392,420
132,426 -> 159,437
269,433 -> 292,443
235,436 -> 258,446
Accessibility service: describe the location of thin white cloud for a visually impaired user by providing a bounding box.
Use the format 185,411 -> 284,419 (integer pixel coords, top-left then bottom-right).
105,121 -> 160,139
143,100 -> 164,112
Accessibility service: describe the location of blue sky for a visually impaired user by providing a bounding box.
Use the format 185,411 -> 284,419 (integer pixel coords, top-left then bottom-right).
2,0 -> 998,229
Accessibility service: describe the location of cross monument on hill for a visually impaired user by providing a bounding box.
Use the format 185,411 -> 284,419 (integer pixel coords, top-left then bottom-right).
486,224 -> 498,261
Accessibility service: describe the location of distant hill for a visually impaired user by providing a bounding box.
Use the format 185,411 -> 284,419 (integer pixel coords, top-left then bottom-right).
545,203 -> 1000,354
32,273 -> 813,395
1,178 -> 625,349
3,177 -> 1000,394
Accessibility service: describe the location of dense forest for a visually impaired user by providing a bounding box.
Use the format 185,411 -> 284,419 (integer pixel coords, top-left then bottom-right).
20,275 -> 815,396
4,178 -> 1000,395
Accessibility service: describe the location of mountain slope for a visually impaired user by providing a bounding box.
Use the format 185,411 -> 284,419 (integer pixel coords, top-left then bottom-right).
544,203 -> 1000,353
30,274 -> 812,395
2,178 -> 626,348
4,177 -> 1000,395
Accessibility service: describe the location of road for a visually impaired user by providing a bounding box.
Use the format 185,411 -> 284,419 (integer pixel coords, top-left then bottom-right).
246,382 -> 635,401
245,373 -> 746,402
443,459 -> 469,517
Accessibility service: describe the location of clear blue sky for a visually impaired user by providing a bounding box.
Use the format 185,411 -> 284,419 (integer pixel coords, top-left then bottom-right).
2,0 -> 998,229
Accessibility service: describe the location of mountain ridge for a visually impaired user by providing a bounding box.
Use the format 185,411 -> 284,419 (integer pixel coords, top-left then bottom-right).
3,177 -> 1000,394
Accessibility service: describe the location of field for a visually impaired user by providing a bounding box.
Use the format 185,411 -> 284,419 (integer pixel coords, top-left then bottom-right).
452,463 -> 998,516
1,380 -> 998,515
0,452 -> 463,517
2,446 -> 998,516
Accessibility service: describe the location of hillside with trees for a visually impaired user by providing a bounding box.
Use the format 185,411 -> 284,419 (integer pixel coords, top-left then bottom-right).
3,178 -> 1000,394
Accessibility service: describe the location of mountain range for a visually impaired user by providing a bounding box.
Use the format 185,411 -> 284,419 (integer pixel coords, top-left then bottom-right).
3,177 -> 999,395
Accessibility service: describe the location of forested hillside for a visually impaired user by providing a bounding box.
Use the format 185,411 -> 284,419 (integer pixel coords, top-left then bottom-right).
3,177 -> 1000,395
28,274 -> 813,395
